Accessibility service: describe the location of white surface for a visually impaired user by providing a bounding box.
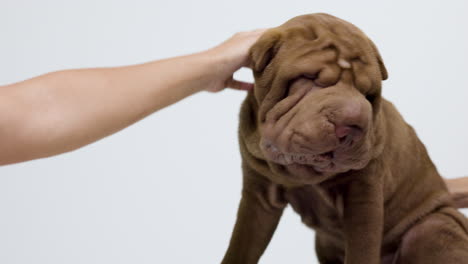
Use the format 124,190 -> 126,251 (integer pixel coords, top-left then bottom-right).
1,1 -> 467,263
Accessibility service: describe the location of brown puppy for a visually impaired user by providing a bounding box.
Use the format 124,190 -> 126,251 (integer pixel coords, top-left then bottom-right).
222,13 -> 468,264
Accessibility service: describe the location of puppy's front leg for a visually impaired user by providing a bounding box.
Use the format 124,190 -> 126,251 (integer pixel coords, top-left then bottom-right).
221,165 -> 286,264
343,174 -> 384,264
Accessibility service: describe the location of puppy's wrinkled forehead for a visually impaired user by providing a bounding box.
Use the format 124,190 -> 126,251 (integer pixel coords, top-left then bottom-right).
250,13 -> 387,119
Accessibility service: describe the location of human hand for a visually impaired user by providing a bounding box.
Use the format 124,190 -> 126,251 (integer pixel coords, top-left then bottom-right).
204,29 -> 268,92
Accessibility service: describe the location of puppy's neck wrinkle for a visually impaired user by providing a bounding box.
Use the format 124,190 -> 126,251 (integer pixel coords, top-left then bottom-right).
367,98 -> 388,161
239,93 -> 269,170
240,93 -> 306,187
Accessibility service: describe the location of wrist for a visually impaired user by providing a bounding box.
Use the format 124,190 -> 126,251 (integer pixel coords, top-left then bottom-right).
201,46 -> 233,73
193,48 -> 232,92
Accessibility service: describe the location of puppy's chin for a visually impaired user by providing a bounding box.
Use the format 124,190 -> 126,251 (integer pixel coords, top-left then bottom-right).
281,163 -> 334,185
269,160 -> 371,186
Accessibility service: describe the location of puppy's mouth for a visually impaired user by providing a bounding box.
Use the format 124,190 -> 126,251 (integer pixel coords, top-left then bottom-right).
261,139 -> 344,175
260,130 -> 374,185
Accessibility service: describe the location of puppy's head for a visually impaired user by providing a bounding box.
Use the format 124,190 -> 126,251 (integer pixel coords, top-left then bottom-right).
250,13 -> 388,185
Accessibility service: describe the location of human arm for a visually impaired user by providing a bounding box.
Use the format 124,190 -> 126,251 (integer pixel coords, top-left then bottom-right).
0,29 -> 266,165
445,177 -> 468,194
445,177 -> 468,208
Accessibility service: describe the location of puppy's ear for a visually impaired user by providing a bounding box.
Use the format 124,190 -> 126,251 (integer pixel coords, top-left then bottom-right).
249,29 -> 282,73
368,39 -> 388,81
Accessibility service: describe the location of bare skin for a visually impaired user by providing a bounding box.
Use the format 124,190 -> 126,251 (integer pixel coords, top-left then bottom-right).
446,177 -> 468,207
446,177 -> 468,193
0,29 -> 266,165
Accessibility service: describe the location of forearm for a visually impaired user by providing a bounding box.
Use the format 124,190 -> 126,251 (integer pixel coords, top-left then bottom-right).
0,50 -> 221,165
0,29 -> 265,165
445,177 -> 468,194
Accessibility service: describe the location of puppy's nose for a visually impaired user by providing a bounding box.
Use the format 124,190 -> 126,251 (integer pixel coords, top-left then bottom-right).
334,100 -> 366,142
335,124 -> 362,142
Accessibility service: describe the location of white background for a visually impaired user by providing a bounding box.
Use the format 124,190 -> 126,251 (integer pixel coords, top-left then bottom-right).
1,1 -> 467,263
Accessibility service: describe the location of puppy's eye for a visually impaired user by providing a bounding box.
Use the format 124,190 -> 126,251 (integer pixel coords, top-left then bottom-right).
302,73 -> 318,80
365,93 -> 377,104
287,77 -> 317,97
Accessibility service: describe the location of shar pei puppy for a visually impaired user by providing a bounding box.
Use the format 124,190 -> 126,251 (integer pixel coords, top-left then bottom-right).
221,13 -> 468,264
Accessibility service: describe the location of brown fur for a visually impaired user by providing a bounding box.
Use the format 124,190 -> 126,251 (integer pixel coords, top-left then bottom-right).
221,13 -> 468,264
